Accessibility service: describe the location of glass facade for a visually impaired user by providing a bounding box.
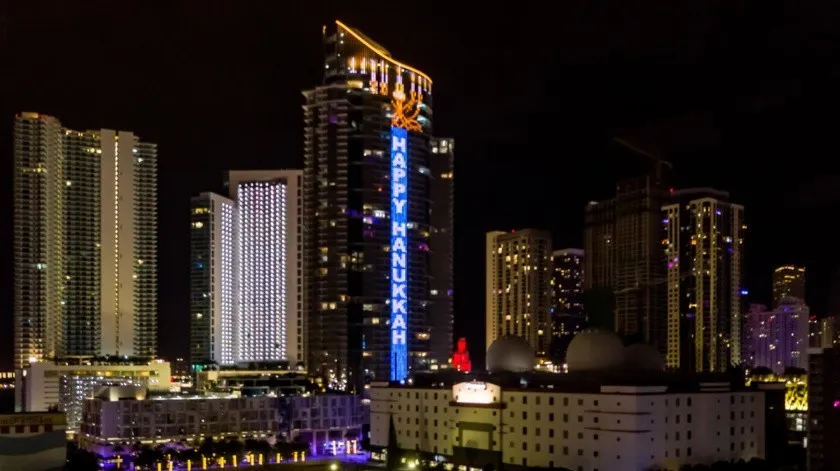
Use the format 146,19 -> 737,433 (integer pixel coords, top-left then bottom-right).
304,21 -> 449,390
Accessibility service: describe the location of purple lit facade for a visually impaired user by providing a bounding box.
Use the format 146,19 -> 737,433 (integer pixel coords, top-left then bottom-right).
743,298 -> 809,373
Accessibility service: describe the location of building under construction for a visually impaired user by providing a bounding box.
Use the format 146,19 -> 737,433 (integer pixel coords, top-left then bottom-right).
583,139 -> 671,354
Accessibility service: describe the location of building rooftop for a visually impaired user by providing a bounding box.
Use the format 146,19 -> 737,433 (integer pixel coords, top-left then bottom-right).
390,369 -> 750,395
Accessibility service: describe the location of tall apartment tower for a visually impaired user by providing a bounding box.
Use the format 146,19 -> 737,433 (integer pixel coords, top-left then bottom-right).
228,170 -> 303,365
13,112 -> 157,369
663,188 -> 745,372
584,175 -> 669,349
772,265 -> 805,306
97,129 -> 158,358
304,21 -> 442,390
190,171 -> 303,367
189,192 -> 237,365
485,230 -> 553,361
14,113 -> 65,368
428,138 -> 454,369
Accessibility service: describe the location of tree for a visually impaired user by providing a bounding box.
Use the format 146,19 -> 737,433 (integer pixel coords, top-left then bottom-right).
135,446 -> 163,468
244,439 -> 272,455
274,440 -> 309,455
220,437 -> 244,457
180,448 -> 201,462
198,436 -> 216,456
65,443 -> 99,471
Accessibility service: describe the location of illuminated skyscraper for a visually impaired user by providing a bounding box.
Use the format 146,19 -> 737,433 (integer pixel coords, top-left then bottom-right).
228,170 -> 304,365
303,21 -> 441,390
14,113 -> 65,369
584,176 -> 669,350
485,230 -> 552,362
190,171 -> 303,366
663,188 -> 745,372
773,265 -> 805,306
189,192 -> 238,365
13,112 -> 158,368
237,180 -> 288,362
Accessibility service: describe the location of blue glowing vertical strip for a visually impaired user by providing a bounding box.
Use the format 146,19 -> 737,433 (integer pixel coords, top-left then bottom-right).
390,126 -> 409,382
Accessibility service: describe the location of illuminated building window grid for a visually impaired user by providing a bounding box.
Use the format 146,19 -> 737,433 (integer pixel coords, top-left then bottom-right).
237,182 -> 287,362
112,139 -> 122,351
219,201 -> 236,365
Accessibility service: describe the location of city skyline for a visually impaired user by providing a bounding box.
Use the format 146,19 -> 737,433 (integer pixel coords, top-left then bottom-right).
3,4 -> 839,371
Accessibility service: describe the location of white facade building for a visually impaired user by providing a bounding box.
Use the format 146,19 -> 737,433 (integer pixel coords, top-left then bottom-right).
227,170 -> 304,364
190,171 -> 304,366
371,378 -> 766,471
371,332 -> 767,471
15,359 -> 171,433
237,180 -> 288,362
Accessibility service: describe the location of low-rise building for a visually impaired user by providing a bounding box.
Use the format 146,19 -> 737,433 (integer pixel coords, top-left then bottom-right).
281,393 -> 365,456
0,412 -> 66,471
194,364 -> 308,396
16,358 -> 171,433
370,331 -> 770,471
80,386 -> 278,447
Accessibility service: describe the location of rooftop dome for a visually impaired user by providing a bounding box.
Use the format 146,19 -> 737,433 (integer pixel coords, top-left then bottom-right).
623,343 -> 665,371
565,329 -> 624,372
486,336 -> 536,373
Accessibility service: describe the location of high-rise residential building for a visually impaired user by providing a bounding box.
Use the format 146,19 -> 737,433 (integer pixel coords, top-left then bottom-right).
303,20 -> 445,390
189,171 -> 304,366
550,249 -> 585,361
428,138 -> 454,370
189,192 -> 237,365
808,316 -> 838,349
772,265 -> 805,306
807,345 -> 840,471
551,249 -> 584,317
97,129 -> 158,358
743,299 -> 809,373
237,179 -> 288,362
13,112 -> 158,369
663,188 -> 745,372
14,113 -> 65,369
485,230 -> 552,362
228,170 -> 304,365
584,175 -> 669,349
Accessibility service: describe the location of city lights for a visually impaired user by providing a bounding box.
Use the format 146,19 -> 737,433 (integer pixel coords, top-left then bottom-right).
238,181 -> 287,362
390,126 -> 409,382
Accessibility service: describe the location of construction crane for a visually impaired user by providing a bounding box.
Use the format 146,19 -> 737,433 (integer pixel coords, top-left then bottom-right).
612,137 -> 673,180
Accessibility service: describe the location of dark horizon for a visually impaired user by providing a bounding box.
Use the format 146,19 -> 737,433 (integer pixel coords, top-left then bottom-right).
3,1 -> 840,370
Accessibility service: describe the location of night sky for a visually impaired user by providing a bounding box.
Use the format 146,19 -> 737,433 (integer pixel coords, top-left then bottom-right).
3,1 -> 840,369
